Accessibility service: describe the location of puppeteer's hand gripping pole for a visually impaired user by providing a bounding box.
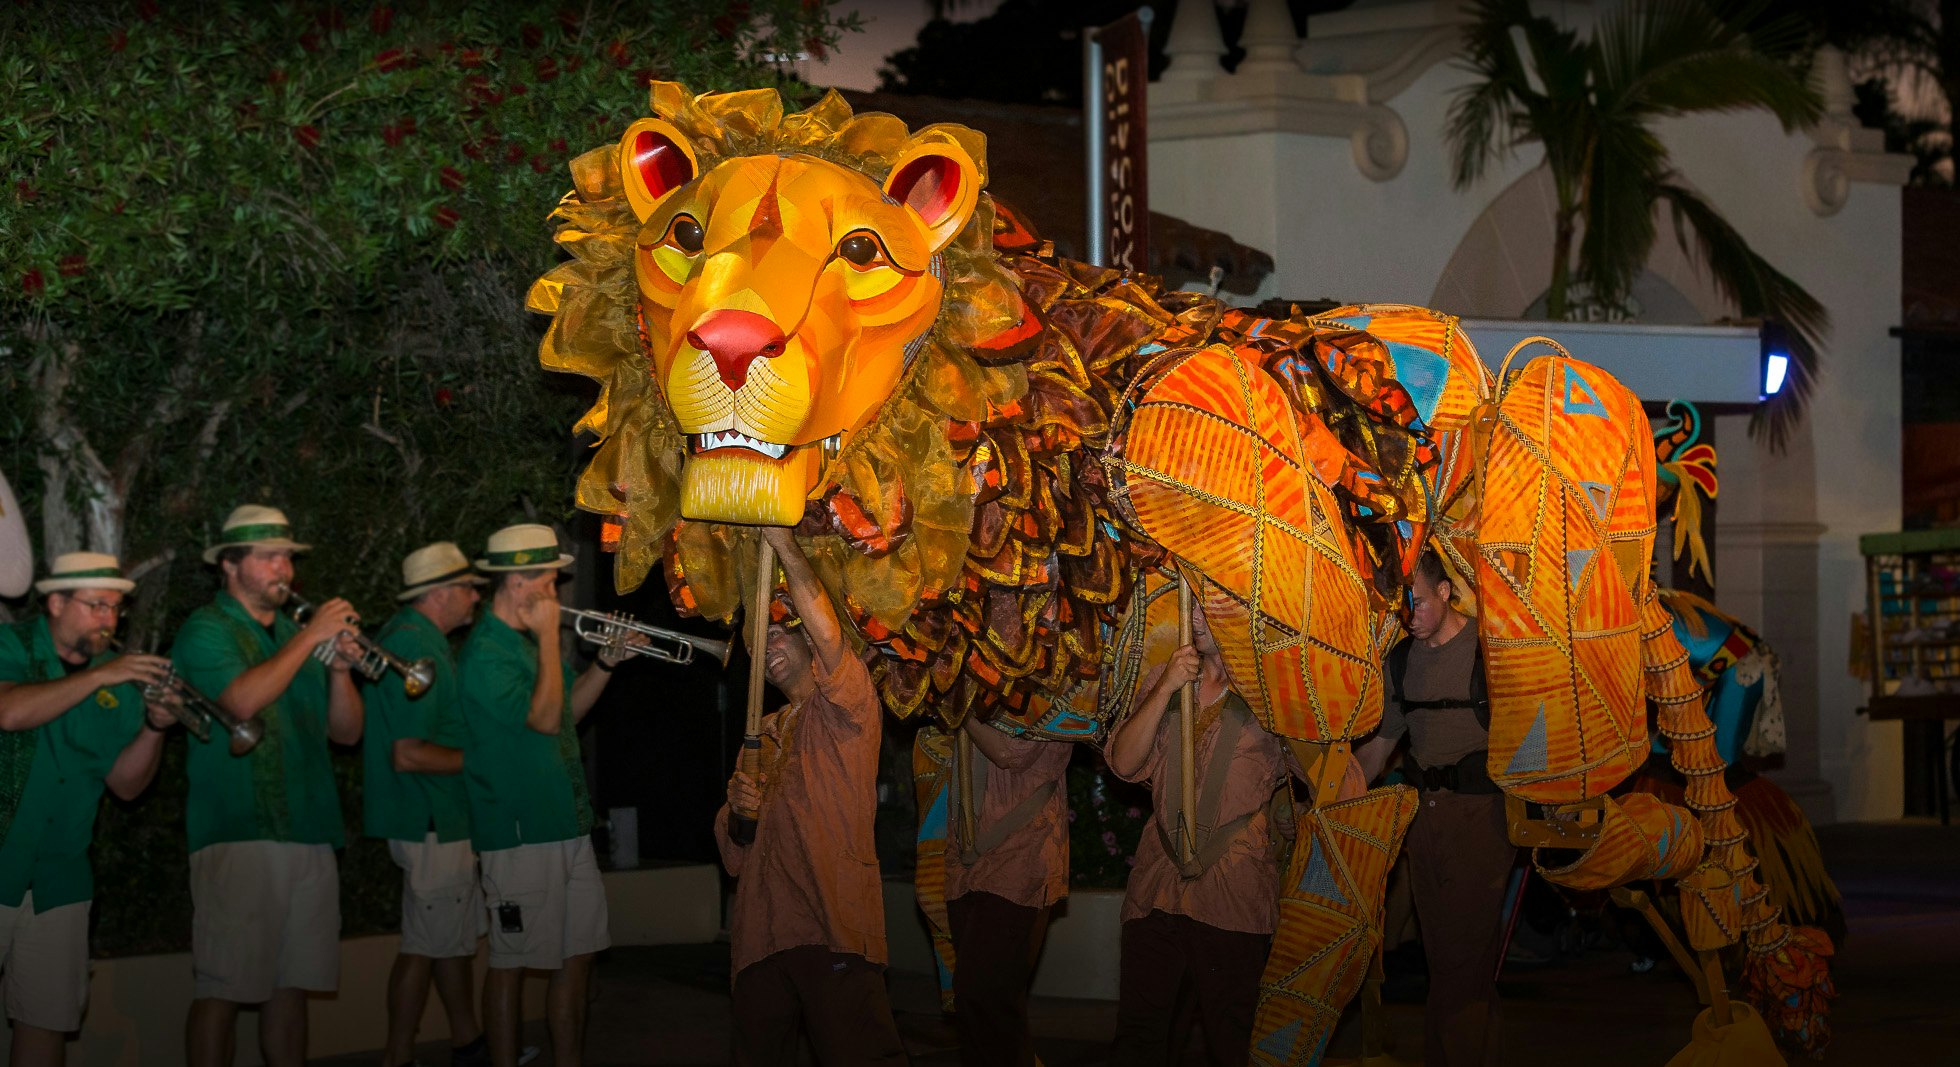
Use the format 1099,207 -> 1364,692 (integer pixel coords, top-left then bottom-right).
730,539 -> 777,846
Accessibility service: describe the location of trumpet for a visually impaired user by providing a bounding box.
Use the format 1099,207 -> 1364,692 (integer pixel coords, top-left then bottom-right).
276,584 -> 436,697
107,638 -> 264,756
559,606 -> 733,667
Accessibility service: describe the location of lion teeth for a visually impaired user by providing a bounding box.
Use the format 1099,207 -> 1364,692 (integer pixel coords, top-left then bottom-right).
691,431 -> 789,460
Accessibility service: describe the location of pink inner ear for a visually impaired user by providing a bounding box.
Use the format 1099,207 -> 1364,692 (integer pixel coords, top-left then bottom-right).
888,155 -> 961,227
632,129 -> 693,200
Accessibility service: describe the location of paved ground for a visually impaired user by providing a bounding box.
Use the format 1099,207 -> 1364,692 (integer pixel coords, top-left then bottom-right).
321,819 -> 1960,1066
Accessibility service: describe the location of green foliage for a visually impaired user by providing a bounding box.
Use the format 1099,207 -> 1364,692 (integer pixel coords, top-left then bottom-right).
1066,756 -> 1148,889
1,0 -> 855,957
1446,0 -> 1828,449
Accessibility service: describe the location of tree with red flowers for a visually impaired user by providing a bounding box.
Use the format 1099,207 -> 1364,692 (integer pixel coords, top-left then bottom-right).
0,0 -> 855,956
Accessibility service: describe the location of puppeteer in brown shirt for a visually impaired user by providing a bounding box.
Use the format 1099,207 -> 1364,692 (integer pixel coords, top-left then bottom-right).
946,729 -> 1072,910
715,652 -> 886,978
1115,696 -> 1293,935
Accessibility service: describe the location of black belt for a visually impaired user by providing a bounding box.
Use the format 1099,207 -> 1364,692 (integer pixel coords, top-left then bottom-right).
1406,750 -> 1498,795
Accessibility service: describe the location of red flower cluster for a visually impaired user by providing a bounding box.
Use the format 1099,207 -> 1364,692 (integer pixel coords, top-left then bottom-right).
434,206 -> 460,229
58,255 -> 87,278
369,6 -> 394,34
521,23 -> 544,48
535,56 -> 560,81
14,180 -> 37,203
439,166 -> 466,190
109,29 -> 128,53
21,269 -> 45,296
605,39 -> 630,68
381,116 -> 417,147
375,47 -> 410,72
299,32 -> 322,53
295,124 -> 323,149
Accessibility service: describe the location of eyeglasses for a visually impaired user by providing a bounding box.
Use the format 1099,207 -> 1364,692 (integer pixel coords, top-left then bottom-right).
67,596 -> 126,617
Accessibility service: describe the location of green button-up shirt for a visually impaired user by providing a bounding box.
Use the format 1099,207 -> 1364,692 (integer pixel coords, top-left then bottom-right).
457,612 -> 590,852
0,618 -> 146,911
173,592 -> 345,852
363,607 -> 470,844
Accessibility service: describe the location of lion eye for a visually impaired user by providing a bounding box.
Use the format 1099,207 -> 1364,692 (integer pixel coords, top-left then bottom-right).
837,233 -> 881,267
670,215 -> 704,254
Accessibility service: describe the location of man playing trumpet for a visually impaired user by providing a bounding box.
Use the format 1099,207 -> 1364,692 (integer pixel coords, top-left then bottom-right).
366,542 -> 491,1067
0,553 -> 178,1066
459,524 -> 634,1067
172,505 -> 365,1067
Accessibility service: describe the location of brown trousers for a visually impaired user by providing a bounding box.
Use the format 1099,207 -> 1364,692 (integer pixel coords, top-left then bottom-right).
948,891 -> 1048,1067
731,945 -> 910,1066
1112,910 -> 1270,1067
1406,789 -> 1515,1067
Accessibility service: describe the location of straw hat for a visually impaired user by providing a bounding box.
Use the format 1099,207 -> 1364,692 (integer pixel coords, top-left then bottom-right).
397,541 -> 491,601
35,551 -> 136,594
202,505 -> 311,564
474,524 -> 573,572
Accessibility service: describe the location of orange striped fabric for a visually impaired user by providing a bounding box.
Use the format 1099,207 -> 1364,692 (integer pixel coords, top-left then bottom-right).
1476,352 -> 1654,803
1249,785 -> 1418,1066
1114,343 -> 1384,742
1533,792 -> 1703,891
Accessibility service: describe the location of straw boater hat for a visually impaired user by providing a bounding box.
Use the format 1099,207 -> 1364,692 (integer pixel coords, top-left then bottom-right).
35,551 -> 136,594
202,505 -> 311,565
474,524 -> 574,572
397,541 -> 490,601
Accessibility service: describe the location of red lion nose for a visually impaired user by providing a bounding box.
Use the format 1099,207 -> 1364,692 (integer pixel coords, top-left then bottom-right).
686,310 -> 786,392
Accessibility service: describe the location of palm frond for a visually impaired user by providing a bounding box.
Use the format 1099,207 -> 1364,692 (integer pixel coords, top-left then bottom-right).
1656,182 -> 1830,450
1593,0 -> 1820,128
1577,121 -> 1668,308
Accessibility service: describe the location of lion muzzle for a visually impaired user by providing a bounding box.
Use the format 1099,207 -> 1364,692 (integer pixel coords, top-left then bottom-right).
688,309 -> 785,393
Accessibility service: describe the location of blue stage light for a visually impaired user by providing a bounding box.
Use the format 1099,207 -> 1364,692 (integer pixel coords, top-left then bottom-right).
1762,352 -> 1789,398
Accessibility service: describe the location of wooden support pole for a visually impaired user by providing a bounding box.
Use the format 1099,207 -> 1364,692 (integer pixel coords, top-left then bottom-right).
730,539 -> 776,846
1176,576 -> 1198,867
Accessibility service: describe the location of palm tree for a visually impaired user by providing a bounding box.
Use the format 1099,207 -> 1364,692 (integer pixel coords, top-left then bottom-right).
1447,0 -> 1829,448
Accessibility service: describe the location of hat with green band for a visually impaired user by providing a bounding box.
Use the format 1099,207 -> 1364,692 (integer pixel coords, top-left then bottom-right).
35,551 -> 136,594
475,523 -> 574,572
202,504 -> 312,565
398,541 -> 491,600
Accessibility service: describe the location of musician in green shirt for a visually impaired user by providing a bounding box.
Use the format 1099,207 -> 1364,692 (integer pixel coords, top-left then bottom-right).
0,553 -> 175,1066
173,506 -> 365,1067
460,524 -> 635,1067
365,542 -> 490,1067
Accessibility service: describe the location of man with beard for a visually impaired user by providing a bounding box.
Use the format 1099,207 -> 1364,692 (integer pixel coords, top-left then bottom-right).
0,553 -> 178,1066
1354,550 -> 1511,1067
173,505 -> 365,1067
716,526 -> 907,1066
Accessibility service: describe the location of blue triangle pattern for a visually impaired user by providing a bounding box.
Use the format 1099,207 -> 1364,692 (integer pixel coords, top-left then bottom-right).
1578,481 -> 1611,521
1566,548 -> 1594,591
1384,340 -> 1447,425
1295,835 -> 1349,905
1506,702 -> 1550,775
1257,1018 -> 1304,1061
1562,364 -> 1610,420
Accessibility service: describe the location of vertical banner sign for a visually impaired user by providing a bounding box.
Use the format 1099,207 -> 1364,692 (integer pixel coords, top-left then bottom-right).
1099,10 -> 1151,272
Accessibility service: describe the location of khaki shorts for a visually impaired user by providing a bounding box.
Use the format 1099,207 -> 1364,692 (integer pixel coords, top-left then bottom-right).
389,834 -> 484,959
479,838 -> 610,970
190,841 -> 341,1002
0,894 -> 91,1031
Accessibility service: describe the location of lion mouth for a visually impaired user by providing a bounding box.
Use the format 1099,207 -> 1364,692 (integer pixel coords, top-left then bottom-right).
690,430 -> 790,461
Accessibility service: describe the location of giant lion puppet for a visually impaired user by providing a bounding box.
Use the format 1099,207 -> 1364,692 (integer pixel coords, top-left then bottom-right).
529,83 -> 1835,1060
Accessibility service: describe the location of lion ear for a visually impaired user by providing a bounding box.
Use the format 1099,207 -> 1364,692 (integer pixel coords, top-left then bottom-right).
617,118 -> 699,222
883,141 -> 980,254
